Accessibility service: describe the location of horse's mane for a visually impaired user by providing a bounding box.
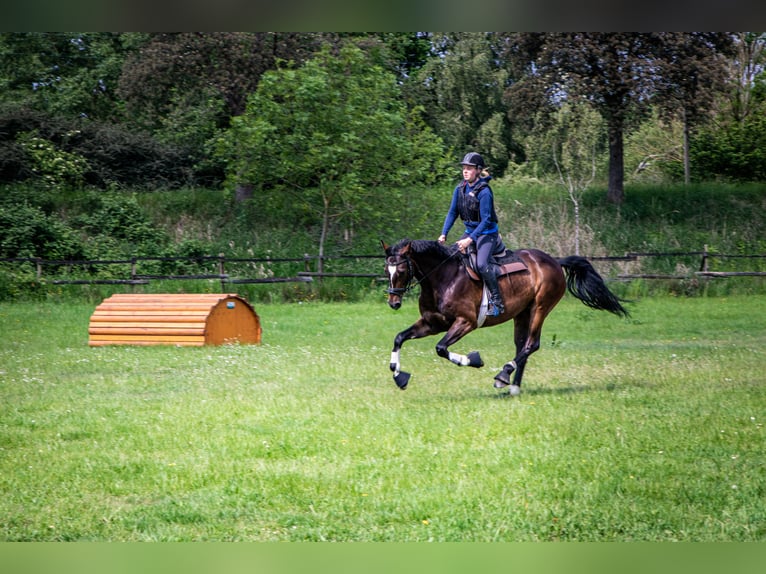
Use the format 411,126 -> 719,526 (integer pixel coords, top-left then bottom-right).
393,239 -> 458,261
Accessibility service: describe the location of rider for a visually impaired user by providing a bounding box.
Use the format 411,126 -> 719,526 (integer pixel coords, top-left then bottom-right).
438,152 -> 505,316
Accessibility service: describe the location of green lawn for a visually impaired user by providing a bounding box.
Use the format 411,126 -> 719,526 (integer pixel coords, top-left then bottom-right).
1,294 -> 764,541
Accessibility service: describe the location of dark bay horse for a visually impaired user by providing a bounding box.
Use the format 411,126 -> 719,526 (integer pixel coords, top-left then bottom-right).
382,239 -> 629,395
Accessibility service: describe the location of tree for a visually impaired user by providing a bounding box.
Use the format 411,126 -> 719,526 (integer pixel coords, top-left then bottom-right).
528,99 -> 605,255
0,32 -> 139,122
652,33 -> 734,184
509,33 -> 735,200
404,33 -> 519,175
514,33 -> 663,204
728,32 -> 766,123
118,33 -> 324,129
683,33 -> 766,183
215,44 -> 450,269
117,33 -> 328,186
624,107 -> 685,183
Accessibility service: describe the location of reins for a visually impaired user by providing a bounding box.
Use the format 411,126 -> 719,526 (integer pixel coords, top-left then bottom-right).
386,246 -> 461,297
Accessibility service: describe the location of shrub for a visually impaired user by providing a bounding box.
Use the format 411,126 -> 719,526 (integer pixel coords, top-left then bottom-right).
73,192 -> 169,257
0,202 -> 84,260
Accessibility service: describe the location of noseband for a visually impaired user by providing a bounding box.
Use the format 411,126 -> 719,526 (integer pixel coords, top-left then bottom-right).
385,254 -> 415,296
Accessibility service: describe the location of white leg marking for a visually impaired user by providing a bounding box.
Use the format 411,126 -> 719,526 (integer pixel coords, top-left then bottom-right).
448,352 -> 470,366
390,350 -> 401,375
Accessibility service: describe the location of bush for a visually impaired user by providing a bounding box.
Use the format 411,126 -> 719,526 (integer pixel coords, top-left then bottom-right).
0,103 -> 198,189
73,192 -> 170,258
691,114 -> 766,182
72,122 -> 196,189
0,202 -> 84,260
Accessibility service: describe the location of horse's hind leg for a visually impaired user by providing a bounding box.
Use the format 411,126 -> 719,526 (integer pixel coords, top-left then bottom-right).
493,309 -> 529,391
493,307 -> 543,395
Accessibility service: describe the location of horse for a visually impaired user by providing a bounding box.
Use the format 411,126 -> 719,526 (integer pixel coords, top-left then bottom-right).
382,239 -> 629,395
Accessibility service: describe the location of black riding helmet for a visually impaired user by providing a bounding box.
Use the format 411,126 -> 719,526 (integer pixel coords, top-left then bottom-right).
460,152 -> 485,168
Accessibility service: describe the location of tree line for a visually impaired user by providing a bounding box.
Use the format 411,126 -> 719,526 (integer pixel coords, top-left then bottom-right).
1,32 -> 765,265
2,33 -> 764,186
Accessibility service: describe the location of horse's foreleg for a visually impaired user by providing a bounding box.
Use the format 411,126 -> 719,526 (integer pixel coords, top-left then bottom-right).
390,319 -> 442,389
435,318 -> 483,368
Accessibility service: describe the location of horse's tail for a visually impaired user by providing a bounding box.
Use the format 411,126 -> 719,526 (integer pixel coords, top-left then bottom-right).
558,256 -> 630,318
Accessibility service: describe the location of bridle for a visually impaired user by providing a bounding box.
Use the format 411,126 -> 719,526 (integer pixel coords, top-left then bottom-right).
385,246 -> 461,297
385,253 -> 415,296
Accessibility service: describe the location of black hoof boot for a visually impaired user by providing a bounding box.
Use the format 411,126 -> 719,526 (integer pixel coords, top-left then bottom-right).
493,371 -> 510,388
394,371 -> 411,390
466,351 -> 484,368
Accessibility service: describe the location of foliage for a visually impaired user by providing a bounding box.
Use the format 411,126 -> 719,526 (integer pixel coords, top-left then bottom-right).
523,99 -> 607,184
16,130 -> 89,188
215,44 -> 451,262
536,100 -> 607,254
0,33 -> 147,125
0,102 -> 196,189
72,192 -> 170,257
70,121 -> 196,189
624,108 -> 685,183
0,187 -> 183,276
727,32 -> 766,123
0,201 -> 84,260
691,113 -> 766,182
405,32 -> 518,174
2,33 -> 764,194
510,33 -> 734,203
117,32 -> 326,132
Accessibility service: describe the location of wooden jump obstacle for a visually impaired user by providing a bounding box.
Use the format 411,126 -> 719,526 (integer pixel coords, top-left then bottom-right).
88,293 -> 262,346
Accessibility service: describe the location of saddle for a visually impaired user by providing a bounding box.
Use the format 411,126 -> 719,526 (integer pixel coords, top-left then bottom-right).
463,243 -> 527,281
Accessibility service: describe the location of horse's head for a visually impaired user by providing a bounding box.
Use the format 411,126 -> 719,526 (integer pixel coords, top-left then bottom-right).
381,240 -> 413,310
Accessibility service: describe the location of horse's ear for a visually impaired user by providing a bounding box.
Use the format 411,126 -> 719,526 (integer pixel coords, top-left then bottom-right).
380,240 -> 389,252
400,242 -> 411,256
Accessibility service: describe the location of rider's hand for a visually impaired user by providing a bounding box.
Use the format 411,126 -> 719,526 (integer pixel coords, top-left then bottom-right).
456,237 -> 473,253
438,234 -> 447,244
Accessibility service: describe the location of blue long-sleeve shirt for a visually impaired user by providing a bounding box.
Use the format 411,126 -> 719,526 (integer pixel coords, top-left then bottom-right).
440,177 -> 498,242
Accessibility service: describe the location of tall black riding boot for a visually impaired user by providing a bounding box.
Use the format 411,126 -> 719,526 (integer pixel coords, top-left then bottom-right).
481,265 -> 504,316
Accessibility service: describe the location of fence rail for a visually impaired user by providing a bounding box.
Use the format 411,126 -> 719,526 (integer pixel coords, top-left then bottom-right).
2,245 -> 765,290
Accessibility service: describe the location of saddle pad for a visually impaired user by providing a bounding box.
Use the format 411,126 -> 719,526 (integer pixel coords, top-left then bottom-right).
465,260 -> 527,281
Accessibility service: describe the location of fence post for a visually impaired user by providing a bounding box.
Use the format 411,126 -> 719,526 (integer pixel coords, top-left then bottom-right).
35,257 -> 42,282
700,244 -> 709,272
219,253 -> 226,292
129,257 -> 137,292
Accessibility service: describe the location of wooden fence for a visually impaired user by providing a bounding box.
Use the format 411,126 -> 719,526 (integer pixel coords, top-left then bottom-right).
2,246 -> 765,290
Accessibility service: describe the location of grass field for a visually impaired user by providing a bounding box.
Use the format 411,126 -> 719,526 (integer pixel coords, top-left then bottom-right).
1,293 -> 765,541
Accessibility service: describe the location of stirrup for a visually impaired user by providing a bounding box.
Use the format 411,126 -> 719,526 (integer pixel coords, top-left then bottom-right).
489,299 -> 504,316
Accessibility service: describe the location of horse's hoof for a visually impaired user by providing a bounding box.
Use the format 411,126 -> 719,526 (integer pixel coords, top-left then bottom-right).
394,371 -> 410,390
493,370 -> 511,388
467,351 -> 484,368
509,385 -> 521,396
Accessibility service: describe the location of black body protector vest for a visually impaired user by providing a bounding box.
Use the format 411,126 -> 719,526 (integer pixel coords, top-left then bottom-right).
457,180 -> 498,224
